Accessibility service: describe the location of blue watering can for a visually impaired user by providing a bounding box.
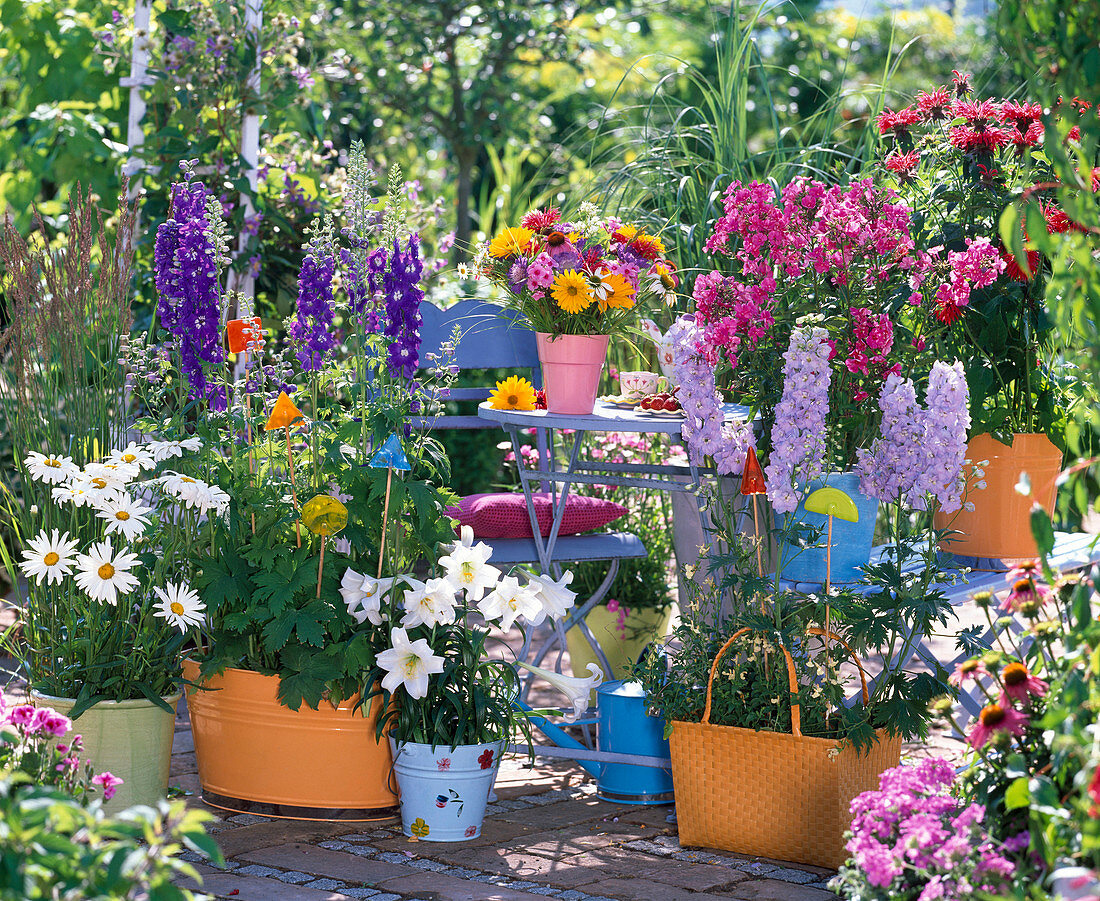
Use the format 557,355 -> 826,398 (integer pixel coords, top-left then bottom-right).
593,679 -> 674,805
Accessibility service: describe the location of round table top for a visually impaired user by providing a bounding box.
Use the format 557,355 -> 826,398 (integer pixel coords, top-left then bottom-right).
477,399 -> 750,434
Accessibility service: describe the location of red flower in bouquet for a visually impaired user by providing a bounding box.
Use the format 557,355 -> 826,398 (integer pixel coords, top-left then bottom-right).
521,207 -> 562,232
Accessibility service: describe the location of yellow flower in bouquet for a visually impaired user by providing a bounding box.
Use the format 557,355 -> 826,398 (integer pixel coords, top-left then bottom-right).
552,270 -> 594,314
594,271 -> 636,312
489,226 -> 534,259
489,376 -> 537,410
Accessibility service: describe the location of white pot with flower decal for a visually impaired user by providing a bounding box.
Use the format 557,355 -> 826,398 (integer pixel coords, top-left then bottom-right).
376,526 -> 594,842
389,738 -> 504,842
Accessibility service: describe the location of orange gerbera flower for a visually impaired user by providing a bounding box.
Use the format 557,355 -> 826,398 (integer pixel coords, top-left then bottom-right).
595,272 -> 636,312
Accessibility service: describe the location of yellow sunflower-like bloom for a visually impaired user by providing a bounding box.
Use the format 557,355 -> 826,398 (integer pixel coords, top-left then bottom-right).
552,270 -> 594,314
489,227 -> 535,259
489,376 -> 537,411
615,225 -> 638,241
596,272 -> 637,312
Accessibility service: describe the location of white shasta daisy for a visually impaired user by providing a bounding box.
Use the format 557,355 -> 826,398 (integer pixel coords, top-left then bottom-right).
149,437 -> 203,462
19,529 -> 79,586
24,452 -> 80,485
377,627 -> 445,699
107,443 -> 156,471
95,494 -> 153,541
153,582 -> 207,631
82,461 -> 138,492
73,539 -> 141,606
160,472 -> 211,506
52,480 -> 96,508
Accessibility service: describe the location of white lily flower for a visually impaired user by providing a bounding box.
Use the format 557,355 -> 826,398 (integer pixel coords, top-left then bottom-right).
516,660 -> 603,722
377,627 -> 445,699
478,575 -> 542,631
438,525 -> 501,601
401,577 -> 458,629
525,571 -> 578,625
340,568 -> 395,626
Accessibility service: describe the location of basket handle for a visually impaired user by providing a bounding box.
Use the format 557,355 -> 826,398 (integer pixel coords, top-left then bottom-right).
702,628 -> 802,737
701,627 -> 872,736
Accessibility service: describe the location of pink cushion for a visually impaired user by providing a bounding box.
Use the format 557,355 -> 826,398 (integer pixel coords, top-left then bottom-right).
446,492 -> 628,540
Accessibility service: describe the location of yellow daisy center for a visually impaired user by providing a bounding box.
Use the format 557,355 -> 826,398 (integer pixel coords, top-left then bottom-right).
122,453 -> 136,463
180,477 -> 195,484
45,459 -> 62,468
97,563 -> 115,580
115,511 -> 130,521
44,552 -> 60,566
91,478 -> 108,489
170,601 -> 185,615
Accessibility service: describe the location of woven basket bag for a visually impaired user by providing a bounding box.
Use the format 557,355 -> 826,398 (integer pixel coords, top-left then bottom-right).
669,626 -> 902,869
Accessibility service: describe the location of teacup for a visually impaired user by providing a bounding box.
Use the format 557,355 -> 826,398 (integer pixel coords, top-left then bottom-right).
619,371 -> 659,396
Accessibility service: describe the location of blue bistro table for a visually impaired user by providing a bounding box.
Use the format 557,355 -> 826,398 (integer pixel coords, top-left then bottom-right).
478,399 -> 749,781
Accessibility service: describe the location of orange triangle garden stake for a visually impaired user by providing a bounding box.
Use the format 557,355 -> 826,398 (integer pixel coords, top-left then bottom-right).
265,391 -> 306,547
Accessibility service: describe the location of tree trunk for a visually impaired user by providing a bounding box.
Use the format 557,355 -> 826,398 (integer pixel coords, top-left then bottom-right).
452,149 -> 475,264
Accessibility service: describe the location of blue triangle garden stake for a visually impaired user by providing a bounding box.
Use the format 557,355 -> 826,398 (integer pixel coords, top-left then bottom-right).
370,434 -> 410,578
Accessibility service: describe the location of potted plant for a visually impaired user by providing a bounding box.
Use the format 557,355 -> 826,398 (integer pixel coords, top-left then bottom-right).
636,352 -> 971,866
474,204 -> 678,414
126,152 -> 459,819
378,524 -> 588,841
687,174 -> 1003,582
875,73 -> 1083,560
0,185 -> 190,812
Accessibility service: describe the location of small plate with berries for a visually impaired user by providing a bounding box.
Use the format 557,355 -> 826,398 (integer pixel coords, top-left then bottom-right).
634,390 -> 683,416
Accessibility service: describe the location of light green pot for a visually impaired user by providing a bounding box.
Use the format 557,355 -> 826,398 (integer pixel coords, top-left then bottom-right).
32,692 -> 181,814
565,604 -> 673,695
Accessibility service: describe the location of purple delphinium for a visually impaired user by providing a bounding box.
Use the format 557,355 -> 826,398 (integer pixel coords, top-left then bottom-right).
668,315 -> 754,475
856,373 -> 925,503
765,326 -> 831,514
288,218 -> 338,371
840,758 -> 1016,899
382,235 -> 424,380
153,176 -> 226,410
914,361 -> 970,513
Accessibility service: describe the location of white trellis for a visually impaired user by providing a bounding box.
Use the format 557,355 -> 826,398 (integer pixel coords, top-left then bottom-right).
123,0 -> 262,303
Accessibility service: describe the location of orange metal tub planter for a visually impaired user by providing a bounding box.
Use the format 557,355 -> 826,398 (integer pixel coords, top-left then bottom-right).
183,660 -> 397,821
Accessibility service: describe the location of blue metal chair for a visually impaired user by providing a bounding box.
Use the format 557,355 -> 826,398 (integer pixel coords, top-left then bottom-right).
416,299 -> 648,678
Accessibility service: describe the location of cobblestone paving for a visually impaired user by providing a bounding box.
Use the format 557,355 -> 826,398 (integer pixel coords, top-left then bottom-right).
167,696 -> 964,901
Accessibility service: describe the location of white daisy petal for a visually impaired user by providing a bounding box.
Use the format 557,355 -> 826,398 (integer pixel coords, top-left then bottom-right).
73,539 -> 141,606
153,581 -> 206,631
19,529 -> 79,586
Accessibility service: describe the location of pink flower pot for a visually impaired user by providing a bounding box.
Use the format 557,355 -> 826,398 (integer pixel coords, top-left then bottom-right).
536,333 -> 609,415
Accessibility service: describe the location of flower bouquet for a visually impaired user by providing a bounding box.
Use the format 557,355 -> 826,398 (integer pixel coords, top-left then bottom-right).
476,204 -> 678,413
374,525 -> 592,841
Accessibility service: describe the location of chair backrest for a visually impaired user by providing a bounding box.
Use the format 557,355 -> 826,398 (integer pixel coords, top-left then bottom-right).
418,300 -> 542,413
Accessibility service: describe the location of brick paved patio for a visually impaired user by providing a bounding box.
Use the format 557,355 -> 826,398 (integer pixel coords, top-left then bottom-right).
166,693 -> 964,901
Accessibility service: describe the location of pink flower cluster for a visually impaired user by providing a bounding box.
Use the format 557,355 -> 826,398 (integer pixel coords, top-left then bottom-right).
843,758 -> 1017,899
929,238 -> 1006,324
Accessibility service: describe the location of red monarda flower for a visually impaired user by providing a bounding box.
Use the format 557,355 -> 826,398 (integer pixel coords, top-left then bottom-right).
999,244 -> 1040,282
877,106 -> 922,135
520,207 -> 562,232
916,88 -> 952,121
884,150 -> 919,177
1044,204 -> 1086,234
949,125 -> 1011,154
1001,100 -> 1044,132
952,69 -> 973,98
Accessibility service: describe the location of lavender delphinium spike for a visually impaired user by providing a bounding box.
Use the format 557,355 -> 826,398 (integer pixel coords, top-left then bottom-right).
856,373 -> 925,503
915,360 -> 971,513
668,315 -> 754,475
765,326 -> 832,514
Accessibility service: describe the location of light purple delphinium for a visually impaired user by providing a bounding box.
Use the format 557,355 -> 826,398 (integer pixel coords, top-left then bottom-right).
856,373 -> 925,503
914,361 -> 970,513
667,315 -> 754,475
765,326 -> 831,514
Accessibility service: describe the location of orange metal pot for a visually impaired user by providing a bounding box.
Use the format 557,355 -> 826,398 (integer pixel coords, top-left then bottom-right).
934,432 -> 1063,564
183,660 -> 397,821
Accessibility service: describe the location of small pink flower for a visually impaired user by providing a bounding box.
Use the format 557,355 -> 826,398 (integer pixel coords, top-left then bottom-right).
967,702 -> 1029,749
1001,576 -> 1050,613
1001,662 -> 1049,702
7,705 -> 35,728
92,771 -> 124,801
949,659 -> 989,687
606,599 -> 619,612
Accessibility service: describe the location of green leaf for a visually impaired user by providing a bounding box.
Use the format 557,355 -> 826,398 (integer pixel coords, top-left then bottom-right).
1005,776 -> 1030,810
